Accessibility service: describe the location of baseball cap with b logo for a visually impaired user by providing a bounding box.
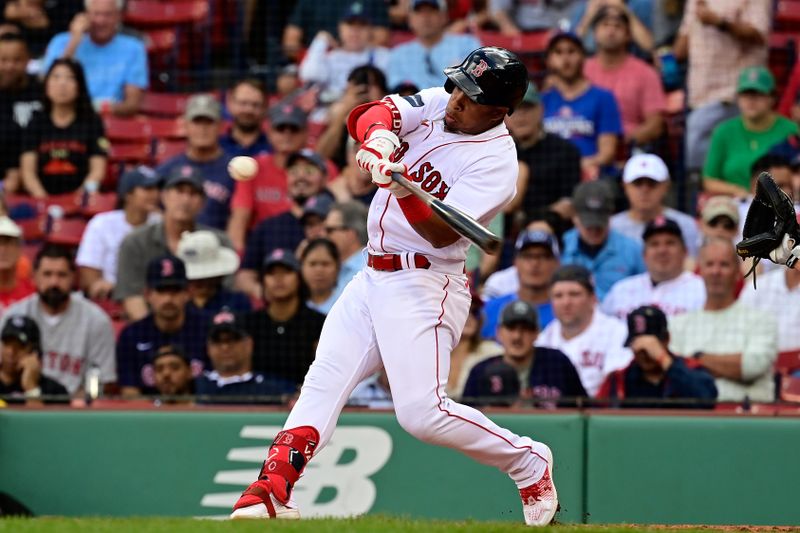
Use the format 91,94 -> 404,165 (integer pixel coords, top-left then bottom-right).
146,255 -> 188,290
208,308 -> 250,342
625,305 -> 669,346
1,315 -> 41,352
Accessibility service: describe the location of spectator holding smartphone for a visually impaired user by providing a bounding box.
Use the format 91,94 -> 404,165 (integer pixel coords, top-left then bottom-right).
299,3 -> 389,103
316,65 -> 388,170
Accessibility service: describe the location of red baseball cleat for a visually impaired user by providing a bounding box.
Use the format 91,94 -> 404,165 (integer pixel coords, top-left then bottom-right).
519,445 -> 558,526
230,478 -> 300,520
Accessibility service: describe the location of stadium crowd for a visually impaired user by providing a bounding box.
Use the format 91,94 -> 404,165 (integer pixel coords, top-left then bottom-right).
1,0 -> 800,409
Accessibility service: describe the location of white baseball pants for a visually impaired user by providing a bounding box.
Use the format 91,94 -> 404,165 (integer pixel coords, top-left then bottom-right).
284,267 -> 550,487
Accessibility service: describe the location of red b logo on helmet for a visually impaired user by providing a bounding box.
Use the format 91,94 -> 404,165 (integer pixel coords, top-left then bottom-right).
161,259 -> 174,277
471,59 -> 489,78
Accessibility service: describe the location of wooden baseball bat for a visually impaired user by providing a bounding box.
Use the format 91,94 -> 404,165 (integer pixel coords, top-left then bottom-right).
391,172 -> 502,254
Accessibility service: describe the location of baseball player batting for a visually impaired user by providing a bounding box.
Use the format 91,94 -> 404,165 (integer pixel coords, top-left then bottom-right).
230,47 -> 558,526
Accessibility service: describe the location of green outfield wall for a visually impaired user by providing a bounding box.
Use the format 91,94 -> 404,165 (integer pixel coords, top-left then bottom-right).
0,410 -> 798,525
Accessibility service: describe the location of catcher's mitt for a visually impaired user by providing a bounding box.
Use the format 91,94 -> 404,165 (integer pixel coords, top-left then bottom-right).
736,172 -> 800,287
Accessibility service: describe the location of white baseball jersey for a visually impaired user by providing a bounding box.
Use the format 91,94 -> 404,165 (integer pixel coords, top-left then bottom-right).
367,87 -> 518,265
600,271 -> 706,320
280,87 -> 553,494
535,308 -> 632,396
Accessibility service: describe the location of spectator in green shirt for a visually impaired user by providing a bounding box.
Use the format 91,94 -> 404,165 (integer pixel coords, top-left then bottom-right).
703,66 -> 798,198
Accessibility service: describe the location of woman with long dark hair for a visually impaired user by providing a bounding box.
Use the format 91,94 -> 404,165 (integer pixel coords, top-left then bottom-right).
300,238 -> 341,314
20,58 -> 108,198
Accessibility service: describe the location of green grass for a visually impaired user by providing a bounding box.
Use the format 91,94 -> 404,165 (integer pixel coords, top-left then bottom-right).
0,516 -> 793,533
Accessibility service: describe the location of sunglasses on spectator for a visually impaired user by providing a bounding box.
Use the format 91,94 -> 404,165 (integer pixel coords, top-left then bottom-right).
325,225 -> 348,235
708,216 -> 737,231
274,124 -> 302,134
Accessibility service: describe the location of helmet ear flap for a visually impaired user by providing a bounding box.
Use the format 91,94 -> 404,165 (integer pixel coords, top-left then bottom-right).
444,78 -> 454,94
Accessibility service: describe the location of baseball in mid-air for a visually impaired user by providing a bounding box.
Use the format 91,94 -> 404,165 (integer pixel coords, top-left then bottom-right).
228,156 -> 258,181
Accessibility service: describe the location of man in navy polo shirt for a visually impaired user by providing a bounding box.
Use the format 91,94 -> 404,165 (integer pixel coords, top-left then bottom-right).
195,309 -> 296,404
116,255 -> 209,396
463,300 -> 586,407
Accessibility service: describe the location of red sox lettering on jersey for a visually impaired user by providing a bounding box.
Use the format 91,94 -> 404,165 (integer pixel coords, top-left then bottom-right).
368,87 -> 518,261
536,309 -> 632,397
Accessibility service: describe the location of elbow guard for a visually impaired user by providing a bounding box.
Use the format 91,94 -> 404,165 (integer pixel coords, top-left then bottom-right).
347,98 -> 402,142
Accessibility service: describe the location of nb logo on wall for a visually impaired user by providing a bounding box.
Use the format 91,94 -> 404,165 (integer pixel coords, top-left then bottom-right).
200,426 -> 393,518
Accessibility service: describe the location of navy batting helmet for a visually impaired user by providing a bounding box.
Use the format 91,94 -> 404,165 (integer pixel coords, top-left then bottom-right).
443,47 -> 529,115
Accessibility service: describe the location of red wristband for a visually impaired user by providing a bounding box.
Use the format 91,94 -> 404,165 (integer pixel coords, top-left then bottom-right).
397,194 -> 432,224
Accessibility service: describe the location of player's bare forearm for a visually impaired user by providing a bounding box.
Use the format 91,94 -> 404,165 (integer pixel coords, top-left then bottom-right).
697,353 -> 743,381
407,213 -> 461,249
